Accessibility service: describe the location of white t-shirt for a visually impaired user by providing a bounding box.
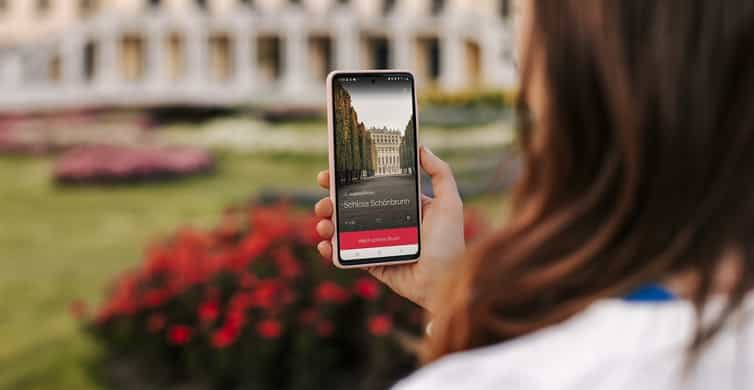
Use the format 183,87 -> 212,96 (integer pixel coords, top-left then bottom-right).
395,296 -> 754,390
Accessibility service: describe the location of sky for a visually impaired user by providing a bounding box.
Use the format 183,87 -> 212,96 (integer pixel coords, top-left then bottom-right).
340,78 -> 414,135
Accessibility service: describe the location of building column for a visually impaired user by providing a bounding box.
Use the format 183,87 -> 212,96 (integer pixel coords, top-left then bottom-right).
186,26 -> 208,88
282,9 -> 309,94
62,31 -> 85,87
334,8 -> 359,70
481,21 -> 515,88
233,18 -> 255,90
146,23 -> 167,87
0,52 -> 23,87
439,16 -> 467,91
391,17 -> 413,70
96,29 -> 119,88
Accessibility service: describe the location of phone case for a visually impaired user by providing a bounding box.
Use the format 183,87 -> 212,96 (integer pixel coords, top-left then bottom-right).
326,70 -> 422,269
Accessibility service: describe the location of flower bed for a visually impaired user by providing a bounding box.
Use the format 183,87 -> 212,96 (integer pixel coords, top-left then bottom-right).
0,112 -> 150,155
75,204 -> 487,389
54,145 -> 214,184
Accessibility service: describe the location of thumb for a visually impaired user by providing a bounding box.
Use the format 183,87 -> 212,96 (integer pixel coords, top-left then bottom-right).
420,146 -> 460,201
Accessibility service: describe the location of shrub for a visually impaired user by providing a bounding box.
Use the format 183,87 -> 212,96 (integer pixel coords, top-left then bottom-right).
78,204 -> 487,389
418,89 -> 518,128
420,89 -> 518,109
54,145 -> 214,184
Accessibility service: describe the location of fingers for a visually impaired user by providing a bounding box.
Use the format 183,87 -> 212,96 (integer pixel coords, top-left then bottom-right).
314,197 -> 333,218
314,194 -> 334,258
421,194 -> 433,205
317,241 -> 332,259
316,219 -> 334,239
421,194 -> 433,215
317,170 -> 330,190
420,147 -> 461,202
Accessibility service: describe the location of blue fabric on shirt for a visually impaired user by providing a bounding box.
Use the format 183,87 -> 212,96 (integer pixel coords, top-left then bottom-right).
623,284 -> 676,302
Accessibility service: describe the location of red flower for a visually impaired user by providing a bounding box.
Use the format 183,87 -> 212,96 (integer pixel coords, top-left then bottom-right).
251,280 -> 280,309
69,299 -> 88,320
225,308 -> 247,331
143,289 -> 171,308
275,248 -> 301,279
229,292 -> 253,311
368,315 -> 393,336
212,325 -> 240,349
354,277 -> 380,301
257,319 -> 282,339
238,272 -> 257,289
147,313 -> 166,333
316,320 -> 334,337
167,325 -> 193,345
298,308 -> 318,325
232,234 -> 270,271
198,299 -> 220,323
300,215 -> 321,246
315,281 -> 349,303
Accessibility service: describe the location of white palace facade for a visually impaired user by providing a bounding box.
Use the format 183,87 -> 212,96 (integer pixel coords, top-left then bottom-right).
369,127 -> 401,176
0,0 -> 517,112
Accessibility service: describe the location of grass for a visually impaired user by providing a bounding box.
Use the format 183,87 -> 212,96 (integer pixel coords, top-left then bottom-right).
0,150 -> 507,389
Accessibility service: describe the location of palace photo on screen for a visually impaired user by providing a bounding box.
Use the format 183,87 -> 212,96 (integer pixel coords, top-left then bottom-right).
333,78 -> 419,234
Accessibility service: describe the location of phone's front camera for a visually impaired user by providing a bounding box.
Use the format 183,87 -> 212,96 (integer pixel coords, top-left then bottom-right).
371,79 -> 376,84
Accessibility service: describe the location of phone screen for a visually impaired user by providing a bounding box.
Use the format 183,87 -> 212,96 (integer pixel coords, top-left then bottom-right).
331,73 -> 421,264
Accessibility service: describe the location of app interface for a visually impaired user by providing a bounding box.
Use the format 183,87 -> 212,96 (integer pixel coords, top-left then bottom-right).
332,74 -> 420,262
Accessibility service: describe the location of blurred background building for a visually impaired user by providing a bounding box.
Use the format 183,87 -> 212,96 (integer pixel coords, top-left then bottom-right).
0,0 -> 517,113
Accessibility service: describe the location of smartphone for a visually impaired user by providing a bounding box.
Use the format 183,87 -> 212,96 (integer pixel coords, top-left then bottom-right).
326,70 -> 422,269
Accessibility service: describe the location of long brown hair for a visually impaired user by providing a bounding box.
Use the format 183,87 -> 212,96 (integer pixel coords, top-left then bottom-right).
425,0 -> 754,363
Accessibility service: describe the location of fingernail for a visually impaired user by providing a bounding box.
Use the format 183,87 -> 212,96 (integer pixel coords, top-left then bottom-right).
423,146 -> 435,157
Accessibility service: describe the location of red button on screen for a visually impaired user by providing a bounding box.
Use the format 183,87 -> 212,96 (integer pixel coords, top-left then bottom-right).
339,227 -> 419,250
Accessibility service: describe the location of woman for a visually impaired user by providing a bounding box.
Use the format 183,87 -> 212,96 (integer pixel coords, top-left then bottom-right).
316,1 -> 754,388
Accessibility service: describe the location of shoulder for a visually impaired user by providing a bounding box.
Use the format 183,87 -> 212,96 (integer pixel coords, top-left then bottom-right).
394,300 -> 698,390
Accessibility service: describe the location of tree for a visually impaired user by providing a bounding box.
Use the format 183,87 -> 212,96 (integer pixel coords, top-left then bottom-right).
400,118 -> 415,174
358,122 -> 374,177
349,107 -> 362,182
333,82 -> 353,183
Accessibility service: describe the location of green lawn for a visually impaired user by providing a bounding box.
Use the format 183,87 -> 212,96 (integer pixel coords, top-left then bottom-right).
0,150 -> 507,389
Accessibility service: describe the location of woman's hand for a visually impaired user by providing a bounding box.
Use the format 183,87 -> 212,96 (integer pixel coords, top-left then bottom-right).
314,147 -> 466,312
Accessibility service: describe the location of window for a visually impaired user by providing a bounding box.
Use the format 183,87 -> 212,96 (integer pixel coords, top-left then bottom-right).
382,0 -> 396,16
37,0 -> 51,15
428,38 -> 440,80
370,37 -> 390,69
84,41 -> 98,82
500,0 -> 511,18
257,36 -> 282,81
79,0 -> 98,17
430,0 -> 444,15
